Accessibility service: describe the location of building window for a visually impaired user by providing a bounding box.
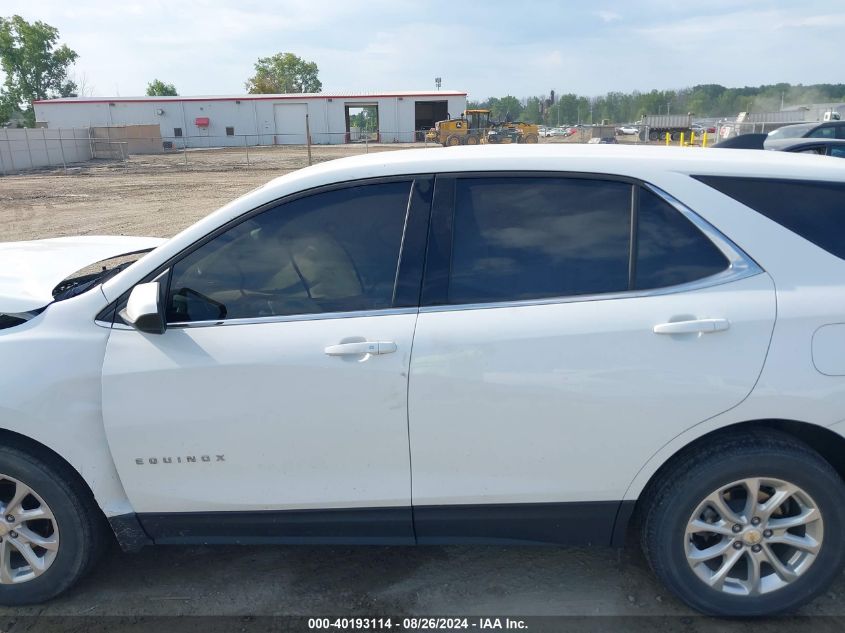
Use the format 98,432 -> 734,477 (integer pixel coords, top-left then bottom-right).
226,127 -> 235,136
174,128 -> 183,137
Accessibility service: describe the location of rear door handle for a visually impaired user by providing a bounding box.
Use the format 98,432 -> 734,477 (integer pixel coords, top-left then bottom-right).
653,318 -> 731,335
324,341 -> 397,356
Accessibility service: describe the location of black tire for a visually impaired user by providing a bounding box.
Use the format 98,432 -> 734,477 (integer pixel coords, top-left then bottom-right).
641,430 -> 845,616
0,443 -> 109,605
648,130 -> 659,141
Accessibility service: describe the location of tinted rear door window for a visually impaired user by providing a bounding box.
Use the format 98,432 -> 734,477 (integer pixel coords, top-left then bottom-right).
448,177 -> 632,304
635,188 -> 729,289
695,176 -> 845,260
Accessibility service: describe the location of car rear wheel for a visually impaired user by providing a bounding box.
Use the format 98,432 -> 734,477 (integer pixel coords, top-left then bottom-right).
0,444 -> 108,605
641,431 -> 845,616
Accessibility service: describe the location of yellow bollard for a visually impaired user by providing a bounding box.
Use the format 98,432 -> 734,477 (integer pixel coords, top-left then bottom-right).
680,132 -> 685,147
703,132 -> 708,148
665,132 -> 670,146
691,131 -> 696,146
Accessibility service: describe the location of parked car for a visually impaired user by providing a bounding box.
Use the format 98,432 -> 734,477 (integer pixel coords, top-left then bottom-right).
2,146 -> 845,616
616,126 -> 639,135
766,120 -> 845,141
712,134 -> 768,150
692,123 -> 717,135
713,135 -> 845,158
588,136 -> 618,144
766,138 -> 845,158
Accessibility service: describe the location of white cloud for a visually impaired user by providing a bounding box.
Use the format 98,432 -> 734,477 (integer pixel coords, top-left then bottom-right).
595,10 -> 622,22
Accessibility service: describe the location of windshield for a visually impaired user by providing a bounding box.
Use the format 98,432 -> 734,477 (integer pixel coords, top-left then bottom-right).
768,124 -> 815,140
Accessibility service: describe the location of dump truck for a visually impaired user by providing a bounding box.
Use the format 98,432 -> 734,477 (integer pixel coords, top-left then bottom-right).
427,110 -> 540,146
639,114 -> 694,141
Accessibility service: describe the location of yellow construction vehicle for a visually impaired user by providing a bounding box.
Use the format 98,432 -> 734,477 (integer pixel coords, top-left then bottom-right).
426,109 -> 540,146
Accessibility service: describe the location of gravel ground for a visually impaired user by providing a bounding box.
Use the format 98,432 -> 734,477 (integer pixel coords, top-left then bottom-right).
0,144 -> 841,632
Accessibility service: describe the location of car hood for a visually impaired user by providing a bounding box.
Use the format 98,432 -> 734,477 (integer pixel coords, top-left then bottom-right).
0,235 -> 166,313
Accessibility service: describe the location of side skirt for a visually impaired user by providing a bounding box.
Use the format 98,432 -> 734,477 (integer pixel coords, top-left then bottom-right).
113,501 -> 629,548
414,501 -> 623,546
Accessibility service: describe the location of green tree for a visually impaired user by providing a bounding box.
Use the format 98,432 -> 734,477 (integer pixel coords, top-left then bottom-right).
146,79 -> 177,96
489,95 -> 522,122
0,98 -> 11,125
0,15 -> 78,126
521,96 -> 542,123
245,52 -> 321,94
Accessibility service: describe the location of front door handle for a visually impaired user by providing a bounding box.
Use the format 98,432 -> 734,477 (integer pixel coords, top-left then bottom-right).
653,318 -> 731,335
324,341 -> 397,356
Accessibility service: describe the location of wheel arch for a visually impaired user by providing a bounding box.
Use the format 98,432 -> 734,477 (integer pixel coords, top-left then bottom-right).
0,427 -> 99,504
0,427 -> 150,551
616,419 -> 845,543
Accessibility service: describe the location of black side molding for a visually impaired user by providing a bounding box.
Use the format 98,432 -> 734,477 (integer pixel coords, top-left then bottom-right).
138,507 -> 415,545
116,501 -> 633,548
414,501 -> 621,546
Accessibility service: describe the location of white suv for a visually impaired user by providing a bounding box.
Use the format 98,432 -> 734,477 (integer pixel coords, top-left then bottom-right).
1,145 -> 845,615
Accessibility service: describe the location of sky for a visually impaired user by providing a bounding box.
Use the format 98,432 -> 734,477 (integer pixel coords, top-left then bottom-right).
2,0 -> 844,100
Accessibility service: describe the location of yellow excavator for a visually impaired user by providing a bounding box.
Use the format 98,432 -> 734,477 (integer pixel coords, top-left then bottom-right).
427,109 -> 540,146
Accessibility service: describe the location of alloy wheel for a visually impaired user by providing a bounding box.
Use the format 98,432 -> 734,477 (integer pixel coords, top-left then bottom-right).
685,477 -> 823,596
0,474 -> 60,584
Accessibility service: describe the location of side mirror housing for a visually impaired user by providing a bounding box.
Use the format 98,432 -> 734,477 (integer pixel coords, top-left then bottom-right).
122,282 -> 166,334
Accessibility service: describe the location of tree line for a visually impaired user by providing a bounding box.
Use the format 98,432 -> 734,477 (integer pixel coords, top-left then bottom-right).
471,83 -> 845,126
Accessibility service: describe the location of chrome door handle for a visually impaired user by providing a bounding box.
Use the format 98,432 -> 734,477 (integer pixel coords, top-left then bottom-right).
653,318 -> 731,335
324,341 -> 397,356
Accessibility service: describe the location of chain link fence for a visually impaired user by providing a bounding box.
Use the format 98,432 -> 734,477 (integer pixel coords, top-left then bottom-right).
1,123 -> 736,177
0,129 -> 458,176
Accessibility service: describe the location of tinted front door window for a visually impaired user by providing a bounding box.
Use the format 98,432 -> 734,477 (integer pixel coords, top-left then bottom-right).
448,177 -> 632,304
167,181 -> 412,322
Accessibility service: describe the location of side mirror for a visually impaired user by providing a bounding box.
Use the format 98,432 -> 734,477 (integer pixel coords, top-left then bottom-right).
121,281 -> 166,334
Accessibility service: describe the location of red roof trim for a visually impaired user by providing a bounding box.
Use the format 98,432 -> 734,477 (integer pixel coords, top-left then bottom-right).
34,92 -> 467,105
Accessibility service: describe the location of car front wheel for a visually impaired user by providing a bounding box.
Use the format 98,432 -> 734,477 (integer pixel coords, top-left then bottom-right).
0,443 -> 108,605
641,430 -> 845,616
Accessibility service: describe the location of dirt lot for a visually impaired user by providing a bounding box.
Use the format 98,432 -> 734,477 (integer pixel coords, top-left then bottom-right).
0,143 -> 416,242
0,144 -> 842,632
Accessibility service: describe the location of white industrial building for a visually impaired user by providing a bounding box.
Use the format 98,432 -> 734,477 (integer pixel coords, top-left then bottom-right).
33,91 -> 467,147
